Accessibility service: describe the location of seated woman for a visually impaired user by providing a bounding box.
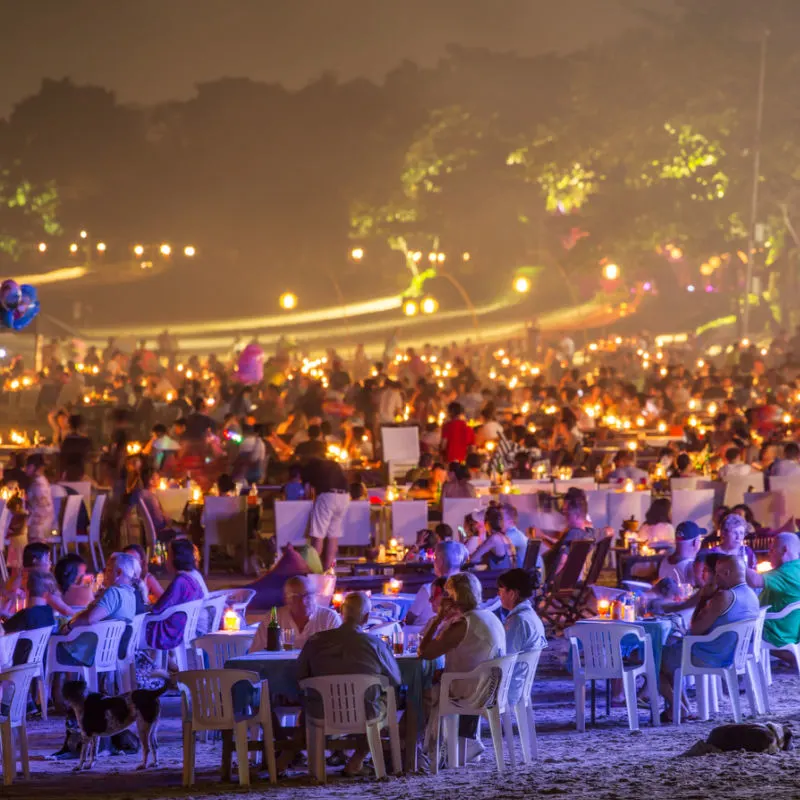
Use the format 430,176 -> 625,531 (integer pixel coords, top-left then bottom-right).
440,463 -> 478,500
638,497 -> 675,548
469,505 -> 516,571
144,539 -> 208,652
54,553 -> 95,609
712,512 -> 756,570
419,571 -> 507,760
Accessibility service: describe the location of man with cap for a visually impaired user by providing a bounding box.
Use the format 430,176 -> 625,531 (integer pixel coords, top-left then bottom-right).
658,521 -> 704,585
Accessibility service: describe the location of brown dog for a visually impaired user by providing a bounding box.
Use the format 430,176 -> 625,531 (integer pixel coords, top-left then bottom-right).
683,722 -> 793,756
62,673 -> 175,771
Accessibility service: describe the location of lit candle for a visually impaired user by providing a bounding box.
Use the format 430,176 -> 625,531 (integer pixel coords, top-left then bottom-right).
598,599 -> 611,618
389,578 -> 402,594
222,609 -> 241,631
756,561 -> 773,574
332,592 -> 345,608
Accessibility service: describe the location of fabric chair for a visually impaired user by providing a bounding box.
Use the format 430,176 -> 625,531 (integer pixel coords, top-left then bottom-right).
723,473 -> 764,508
117,613 -> 147,693
390,500 -> 429,546
538,540 -> 593,632
566,622 -> 660,732
670,489 -> 715,530
178,668 -> 276,787
300,673 -> 402,781
442,498 -> 487,536
144,599 -> 204,671
43,620 -> 126,708
608,491 -> 651,532
503,647 -> 544,763
672,616 -> 762,724
0,663 -> 38,785
431,654 -> 518,773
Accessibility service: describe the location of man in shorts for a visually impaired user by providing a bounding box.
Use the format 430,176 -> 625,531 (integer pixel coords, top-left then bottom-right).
301,456 -> 350,570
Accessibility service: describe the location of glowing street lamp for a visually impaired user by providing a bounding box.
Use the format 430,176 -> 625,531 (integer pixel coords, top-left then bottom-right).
79,230 -> 88,239
603,263 -> 620,281
69,243 -> 78,254
160,244 -> 171,256
350,247 -> 364,261
421,296 -> 439,314
133,244 -> 144,256
279,292 -> 298,310
513,275 -> 531,293
38,242 -> 47,253
437,253 -> 446,263
411,251 -> 422,263
403,299 -> 418,317
428,252 -> 438,263
96,242 -> 106,253
183,245 -> 196,257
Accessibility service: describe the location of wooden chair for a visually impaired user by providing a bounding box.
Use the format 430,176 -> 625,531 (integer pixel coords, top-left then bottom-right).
537,539 -> 594,633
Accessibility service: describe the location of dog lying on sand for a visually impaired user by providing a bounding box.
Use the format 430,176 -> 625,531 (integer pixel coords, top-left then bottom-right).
62,672 -> 175,771
682,722 -> 793,756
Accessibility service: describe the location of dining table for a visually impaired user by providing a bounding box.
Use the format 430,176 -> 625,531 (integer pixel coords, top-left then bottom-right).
225,647 -> 442,772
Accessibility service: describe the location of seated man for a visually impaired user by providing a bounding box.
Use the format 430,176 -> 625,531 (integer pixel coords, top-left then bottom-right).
249,575 -> 340,652
296,591 -> 401,777
746,532 -> 800,649
658,521 -> 704,585
659,554 -> 759,721
405,541 -> 464,627
3,570 -> 56,665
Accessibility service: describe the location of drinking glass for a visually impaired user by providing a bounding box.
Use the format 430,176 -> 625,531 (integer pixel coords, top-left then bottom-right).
392,629 -> 405,656
282,628 -> 296,650
406,633 -> 420,655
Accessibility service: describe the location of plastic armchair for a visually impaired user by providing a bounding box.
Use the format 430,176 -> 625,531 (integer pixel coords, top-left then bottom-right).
299,673 -> 402,782
72,493 -> 106,572
43,619 -> 126,708
117,614 -> 147,693
0,632 -> 20,669
673,615 -> 762,725
177,668 -> 276,787
432,654 -> 518,773
0,663 -> 39,785
193,632 -> 256,670
15,626 -> 52,719
224,588 -> 256,621
201,591 -> 230,635
58,495 -> 84,560
504,646 -> 545,763
144,600 -> 204,671
760,599 -> 800,686
565,622 -> 660,732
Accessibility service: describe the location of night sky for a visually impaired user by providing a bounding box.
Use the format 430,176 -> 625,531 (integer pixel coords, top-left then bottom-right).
1,0 -> 675,115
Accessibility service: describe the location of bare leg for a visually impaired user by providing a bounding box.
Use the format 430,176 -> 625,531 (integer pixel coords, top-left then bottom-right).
344,741 -> 370,775
322,539 -> 338,572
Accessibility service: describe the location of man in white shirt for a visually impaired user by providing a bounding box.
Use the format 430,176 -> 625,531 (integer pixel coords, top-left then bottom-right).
718,446 -> 753,480
377,380 -> 404,425
658,521 -> 703,585
405,541 -> 464,627
770,442 -> 800,478
249,575 -> 340,652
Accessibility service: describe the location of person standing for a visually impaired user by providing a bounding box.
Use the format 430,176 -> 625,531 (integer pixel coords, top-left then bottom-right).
440,402 -> 475,464
301,456 -> 350,571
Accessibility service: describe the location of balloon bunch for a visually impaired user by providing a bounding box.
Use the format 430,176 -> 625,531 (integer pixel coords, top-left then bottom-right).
0,280 -> 40,331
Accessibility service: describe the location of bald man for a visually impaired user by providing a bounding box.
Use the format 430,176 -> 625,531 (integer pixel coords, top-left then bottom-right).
747,532 -> 800,648
296,591 -> 401,776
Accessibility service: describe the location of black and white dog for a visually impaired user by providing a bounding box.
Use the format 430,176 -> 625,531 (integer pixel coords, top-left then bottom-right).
62,673 -> 175,771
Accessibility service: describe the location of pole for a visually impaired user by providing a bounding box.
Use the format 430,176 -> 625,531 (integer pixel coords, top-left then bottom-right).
742,30 -> 769,340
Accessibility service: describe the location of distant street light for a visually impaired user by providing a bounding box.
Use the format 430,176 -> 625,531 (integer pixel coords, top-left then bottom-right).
160,244 -> 171,256
421,296 -> 438,314
96,242 -> 106,253
280,292 -> 298,310
437,253 -> 446,263
350,247 -> 364,261
133,244 -> 144,256
38,242 -> 47,252
69,243 -> 78,254
428,252 -> 438,263
603,263 -> 620,281
513,276 -> 531,293
184,245 -> 196,257
403,299 -> 418,316
79,230 -> 88,239
411,251 -> 422,263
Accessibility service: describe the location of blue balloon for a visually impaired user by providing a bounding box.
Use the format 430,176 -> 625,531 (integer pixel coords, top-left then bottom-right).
10,285 -> 39,330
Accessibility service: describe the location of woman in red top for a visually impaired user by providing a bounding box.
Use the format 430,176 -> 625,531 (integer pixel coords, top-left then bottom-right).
440,402 -> 475,463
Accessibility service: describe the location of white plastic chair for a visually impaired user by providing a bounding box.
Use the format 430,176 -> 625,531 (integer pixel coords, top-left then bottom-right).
202,591 -> 230,634
117,614 -> 147,693
759,600 -> 800,687
0,633 -> 20,669
673,615 -> 762,724
203,496 -> 248,577
58,495 -> 83,558
224,588 -> 256,621
72,493 -> 106,572
300,673 -> 401,782
58,482 -> 92,511
178,668 -> 276,787
0,663 -> 38,785
431,654 -> 518,773
15,627 -> 52,719
144,600 -> 204,671
566,622 -> 660,732
154,488 -> 191,522
137,497 -> 158,558
193,632 -> 256,669
43,619 -> 126,708
503,647 -> 544,763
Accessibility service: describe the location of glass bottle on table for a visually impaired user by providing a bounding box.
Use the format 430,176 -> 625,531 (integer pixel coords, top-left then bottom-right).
266,606 -> 283,651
